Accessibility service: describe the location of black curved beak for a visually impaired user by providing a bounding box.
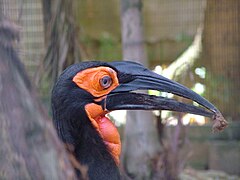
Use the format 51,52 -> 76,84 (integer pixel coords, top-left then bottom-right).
101,61 -> 227,131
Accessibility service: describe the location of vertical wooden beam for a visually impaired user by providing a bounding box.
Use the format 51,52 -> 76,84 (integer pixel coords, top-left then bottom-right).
120,0 -> 161,179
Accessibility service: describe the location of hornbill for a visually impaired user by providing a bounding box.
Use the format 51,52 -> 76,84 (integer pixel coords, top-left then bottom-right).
52,61 -> 227,179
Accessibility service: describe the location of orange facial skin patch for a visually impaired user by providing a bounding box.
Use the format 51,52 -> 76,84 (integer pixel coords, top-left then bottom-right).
73,67 -> 119,98
85,103 -> 121,165
73,66 -> 121,164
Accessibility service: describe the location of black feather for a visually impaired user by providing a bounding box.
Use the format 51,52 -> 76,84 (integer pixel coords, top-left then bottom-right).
52,61 -> 120,180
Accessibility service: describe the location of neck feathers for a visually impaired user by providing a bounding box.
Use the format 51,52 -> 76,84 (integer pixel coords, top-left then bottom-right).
53,112 -> 120,180
71,124 -> 121,179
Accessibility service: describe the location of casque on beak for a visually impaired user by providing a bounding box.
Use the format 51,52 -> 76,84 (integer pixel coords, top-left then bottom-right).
100,61 -> 228,132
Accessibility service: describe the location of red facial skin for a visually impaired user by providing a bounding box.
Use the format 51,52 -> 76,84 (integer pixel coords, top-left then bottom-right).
73,67 -> 121,165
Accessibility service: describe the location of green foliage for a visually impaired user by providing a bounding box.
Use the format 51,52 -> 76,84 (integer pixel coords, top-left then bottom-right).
146,33 -> 193,66
98,33 -> 122,61
175,32 -> 192,43
205,72 -> 231,104
81,33 -> 122,61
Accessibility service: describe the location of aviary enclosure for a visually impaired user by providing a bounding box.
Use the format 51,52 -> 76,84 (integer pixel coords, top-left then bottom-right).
0,0 -> 239,179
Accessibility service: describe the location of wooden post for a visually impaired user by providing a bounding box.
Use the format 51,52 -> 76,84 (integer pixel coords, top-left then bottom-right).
120,0 -> 161,179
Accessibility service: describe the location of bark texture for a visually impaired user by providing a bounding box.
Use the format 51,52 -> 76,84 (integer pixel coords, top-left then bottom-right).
121,0 -> 161,179
37,0 -> 81,85
202,0 -> 240,121
0,19 -> 76,180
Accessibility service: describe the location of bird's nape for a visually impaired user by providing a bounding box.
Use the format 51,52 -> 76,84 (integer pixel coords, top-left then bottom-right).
51,60 -> 228,180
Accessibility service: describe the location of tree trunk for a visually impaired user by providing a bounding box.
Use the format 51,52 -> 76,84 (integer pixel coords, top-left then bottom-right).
0,19 -> 76,180
120,0 -> 161,179
202,0 -> 240,121
37,0 -> 81,86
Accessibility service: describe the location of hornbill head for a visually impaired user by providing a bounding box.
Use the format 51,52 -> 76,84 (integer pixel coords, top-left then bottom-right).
52,61 -> 227,179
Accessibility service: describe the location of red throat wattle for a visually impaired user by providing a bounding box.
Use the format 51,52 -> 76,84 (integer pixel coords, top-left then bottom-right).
73,66 -> 121,164
85,103 -> 121,165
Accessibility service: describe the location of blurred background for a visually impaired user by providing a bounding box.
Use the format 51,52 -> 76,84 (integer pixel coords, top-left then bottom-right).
0,0 -> 239,179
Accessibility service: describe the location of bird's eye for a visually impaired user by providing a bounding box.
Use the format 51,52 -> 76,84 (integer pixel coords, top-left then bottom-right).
100,75 -> 112,89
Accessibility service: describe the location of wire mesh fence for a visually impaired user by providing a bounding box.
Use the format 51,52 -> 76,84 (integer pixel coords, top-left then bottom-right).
0,0 -> 239,176
0,0 -> 207,74
0,0 -> 45,79
0,0 -> 239,120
